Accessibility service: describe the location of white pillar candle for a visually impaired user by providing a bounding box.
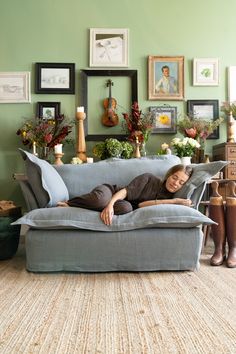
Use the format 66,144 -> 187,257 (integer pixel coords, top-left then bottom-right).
33,141 -> 37,154
54,144 -> 63,154
86,157 -> 94,164
77,106 -> 84,113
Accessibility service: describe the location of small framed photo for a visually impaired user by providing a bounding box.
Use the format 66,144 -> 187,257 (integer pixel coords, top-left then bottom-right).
228,66 -> 236,102
35,63 -> 75,94
148,56 -> 184,100
89,28 -> 129,67
187,99 -> 219,139
37,102 -> 61,119
0,72 -> 31,103
193,58 -> 219,86
149,106 -> 177,133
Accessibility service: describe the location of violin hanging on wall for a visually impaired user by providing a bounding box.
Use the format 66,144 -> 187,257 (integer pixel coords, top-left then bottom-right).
101,79 -> 119,127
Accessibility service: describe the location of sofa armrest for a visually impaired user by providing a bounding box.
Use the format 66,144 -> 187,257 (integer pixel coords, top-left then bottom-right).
13,174 -> 39,211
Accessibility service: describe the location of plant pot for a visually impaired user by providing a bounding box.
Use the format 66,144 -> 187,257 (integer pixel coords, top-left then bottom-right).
180,156 -> 192,165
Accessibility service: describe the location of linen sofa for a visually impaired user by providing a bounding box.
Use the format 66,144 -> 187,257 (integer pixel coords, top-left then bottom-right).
13,149 -> 227,273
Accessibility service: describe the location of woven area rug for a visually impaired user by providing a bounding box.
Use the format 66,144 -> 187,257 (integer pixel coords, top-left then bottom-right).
0,242 -> 235,354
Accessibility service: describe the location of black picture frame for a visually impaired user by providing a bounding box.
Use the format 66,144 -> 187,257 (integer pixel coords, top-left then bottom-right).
35,63 -> 75,94
80,69 -> 138,140
37,102 -> 61,119
149,106 -> 177,134
187,99 -> 219,139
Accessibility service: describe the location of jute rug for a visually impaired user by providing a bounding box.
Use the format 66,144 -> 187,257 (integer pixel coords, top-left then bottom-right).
0,242 -> 235,354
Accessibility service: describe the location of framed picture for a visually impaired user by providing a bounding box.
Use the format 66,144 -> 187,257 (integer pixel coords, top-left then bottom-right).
187,99 -> 219,139
148,56 -> 184,100
35,63 -> 75,94
80,69 -> 138,140
0,72 -> 31,103
228,66 -> 236,102
37,102 -> 61,119
149,106 -> 177,133
89,28 -> 129,67
193,58 -> 219,86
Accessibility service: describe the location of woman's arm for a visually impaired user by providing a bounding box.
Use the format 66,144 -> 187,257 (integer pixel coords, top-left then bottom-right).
100,188 -> 127,225
138,198 -> 192,208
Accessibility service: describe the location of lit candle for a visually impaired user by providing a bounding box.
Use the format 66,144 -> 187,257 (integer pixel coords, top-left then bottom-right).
33,141 -> 37,155
54,144 -> 63,154
77,106 -> 84,113
86,157 -> 94,164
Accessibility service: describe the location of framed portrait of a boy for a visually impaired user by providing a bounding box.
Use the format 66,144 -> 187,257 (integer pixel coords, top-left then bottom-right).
148,56 -> 184,100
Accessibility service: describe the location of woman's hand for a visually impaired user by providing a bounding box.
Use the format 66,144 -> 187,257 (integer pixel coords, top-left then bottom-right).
100,205 -> 114,225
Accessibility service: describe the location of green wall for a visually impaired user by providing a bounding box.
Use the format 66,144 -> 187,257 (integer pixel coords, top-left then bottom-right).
1,0 -> 236,206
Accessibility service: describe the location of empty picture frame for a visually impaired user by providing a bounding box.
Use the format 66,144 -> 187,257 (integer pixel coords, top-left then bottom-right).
193,58 -> 219,86
149,106 -> 177,133
35,63 -> 75,94
0,72 -> 31,103
89,28 -> 129,67
37,102 -> 61,119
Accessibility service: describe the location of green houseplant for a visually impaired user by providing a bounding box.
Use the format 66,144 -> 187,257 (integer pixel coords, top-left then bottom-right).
92,138 -> 134,160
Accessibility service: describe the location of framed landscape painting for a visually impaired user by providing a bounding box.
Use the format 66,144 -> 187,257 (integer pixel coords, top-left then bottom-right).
148,56 -> 184,100
187,99 -> 219,139
0,72 -> 31,103
35,63 -> 75,94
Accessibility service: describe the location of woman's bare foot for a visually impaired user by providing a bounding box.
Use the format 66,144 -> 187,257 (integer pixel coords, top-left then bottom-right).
57,201 -> 69,207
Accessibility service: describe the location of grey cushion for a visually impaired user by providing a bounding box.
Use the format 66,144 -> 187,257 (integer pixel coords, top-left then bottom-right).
13,204 -> 215,232
19,149 -> 69,208
174,161 -> 228,199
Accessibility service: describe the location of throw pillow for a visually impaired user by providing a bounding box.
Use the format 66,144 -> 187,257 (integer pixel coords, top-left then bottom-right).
19,149 -> 69,207
174,160 -> 228,199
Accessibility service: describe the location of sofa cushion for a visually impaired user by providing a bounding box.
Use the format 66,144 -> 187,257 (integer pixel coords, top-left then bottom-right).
174,161 -> 228,199
19,149 -> 69,208
13,204 -> 215,232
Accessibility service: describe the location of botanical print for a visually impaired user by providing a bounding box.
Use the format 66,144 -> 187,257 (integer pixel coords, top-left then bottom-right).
42,107 -> 55,119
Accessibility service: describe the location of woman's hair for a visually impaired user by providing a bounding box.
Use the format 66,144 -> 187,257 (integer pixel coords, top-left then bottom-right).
163,164 -> 193,184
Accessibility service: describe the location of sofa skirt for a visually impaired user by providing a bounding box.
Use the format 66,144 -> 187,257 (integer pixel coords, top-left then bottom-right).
25,227 -> 203,272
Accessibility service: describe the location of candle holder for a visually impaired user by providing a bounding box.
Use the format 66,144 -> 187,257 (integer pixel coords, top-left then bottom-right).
134,138 -> 141,158
54,152 -> 64,166
76,111 -> 87,162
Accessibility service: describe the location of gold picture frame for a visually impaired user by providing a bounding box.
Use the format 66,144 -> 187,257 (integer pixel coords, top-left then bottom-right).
148,56 -> 184,100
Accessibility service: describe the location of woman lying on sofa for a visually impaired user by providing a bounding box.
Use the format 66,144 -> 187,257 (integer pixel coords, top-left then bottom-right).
57,164 -> 193,225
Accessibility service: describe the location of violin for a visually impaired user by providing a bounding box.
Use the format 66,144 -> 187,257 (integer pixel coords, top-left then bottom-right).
101,79 -> 119,127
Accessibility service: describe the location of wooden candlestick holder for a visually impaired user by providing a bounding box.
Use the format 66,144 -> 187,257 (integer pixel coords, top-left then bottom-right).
227,112 -> 235,143
54,153 -> 64,166
76,111 -> 87,162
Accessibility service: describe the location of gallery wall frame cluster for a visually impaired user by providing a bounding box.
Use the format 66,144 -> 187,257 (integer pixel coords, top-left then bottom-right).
0,26 -> 231,143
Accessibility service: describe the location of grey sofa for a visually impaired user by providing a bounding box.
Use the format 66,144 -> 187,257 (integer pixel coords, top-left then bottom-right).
14,149 -> 226,273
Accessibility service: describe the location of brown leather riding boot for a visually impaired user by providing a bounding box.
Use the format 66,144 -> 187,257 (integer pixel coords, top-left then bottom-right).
225,181 -> 236,268
208,182 -> 226,266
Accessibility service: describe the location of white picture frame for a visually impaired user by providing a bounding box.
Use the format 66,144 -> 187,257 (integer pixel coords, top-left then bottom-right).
193,58 -> 219,86
228,66 -> 236,102
89,28 -> 129,67
0,71 -> 31,103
